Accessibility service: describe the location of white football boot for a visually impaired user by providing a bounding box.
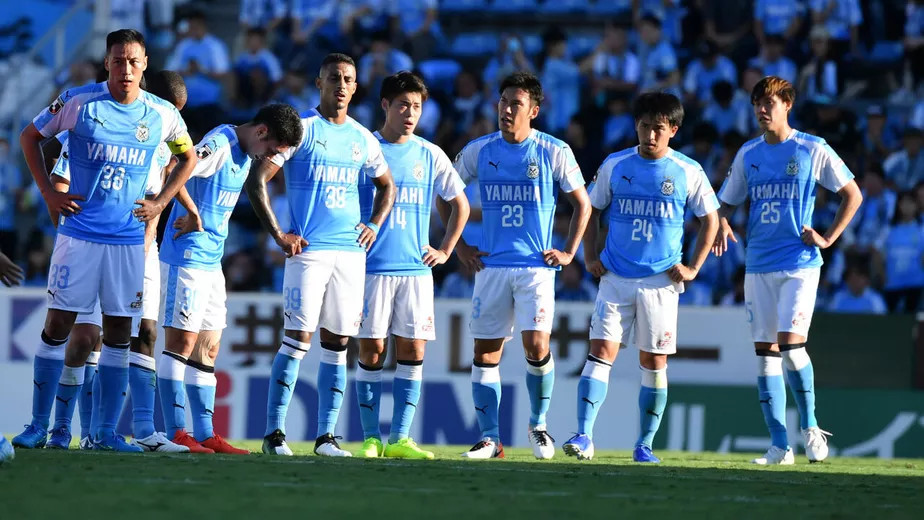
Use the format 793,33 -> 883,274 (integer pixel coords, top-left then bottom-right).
752,446 -> 795,465
262,429 -> 294,456
803,427 -> 832,463
461,437 -> 504,459
528,426 -> 555,460
133,432 -> 191,453
314,434 -> 352,457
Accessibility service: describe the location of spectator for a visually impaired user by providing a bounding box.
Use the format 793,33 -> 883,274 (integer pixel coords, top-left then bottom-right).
482,36 -> 535,98
809,0 -> 863,58
845,163 -> 896,251
798,26 -> 840,100
719,267 -> 747,306
436,71 -> 487,147
602,95 -> 635,153
288,0 -> 341,73
804,95 -> 859,153
879,191 -> 924,312
679,280 -> 714,306
21,230 -> 49,287
340,0 -> 390,52
883,127 -> 924,191
704,0 -> 756,63
636,14 -> 680,96
439,261 -> 476,299
234,28 -> 283,112
389,0 -> 441,62
916,181 -> 924,223
684,40 -> 738,106
905,0 -> 924,88
273,68 -> 319,116
702,80 -> 751,137
566,117 -> 602,182
0,136 -> 23,259
540,29 -> 581,135
827,265 -> 888,314
579,23 -> 640,101
680,123 -> 721,182
754,0 -> 804,44
556,263 -> 597,302
240,0 -> 287,31
861,105 -> 901,167
749,34 -> 798,86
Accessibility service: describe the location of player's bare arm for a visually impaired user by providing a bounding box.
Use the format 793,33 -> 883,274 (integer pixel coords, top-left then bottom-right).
357,169 -> 396,250
0,251 -> 24,287
21,123 -> 83,216
801,179 -> 863,249
583,208 -> 607,277
135,146 -> 197,221
712,202 -> 739,256
544,185 -> 591,268
437,194 -> 487,271
424,190 -> 470,267
670,210 -> 719,283
170,185 -> 205,239
244,158 -> 307,257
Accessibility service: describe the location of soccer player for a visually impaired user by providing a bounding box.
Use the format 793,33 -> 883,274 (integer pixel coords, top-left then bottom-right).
453,72 -> 591,460
712,76 -> 862,465
157,103 -> 304,454
562,92 -> 720,463
13,29 -> 197,452
354,72 -> 470,459
245,53 -> 396,457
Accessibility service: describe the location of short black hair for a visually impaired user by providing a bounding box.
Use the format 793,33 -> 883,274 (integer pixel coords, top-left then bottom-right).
692,122 -> 719,143
320,53 -> 356,74
247,27 -> 267,39
187,9 -> 207,23
380,71 -> 429,103
106,29 -> 145,54
252,104 -> 304,148
145,70 -> 187,106
712,80 -> 735,104
632,91 -> 684,128
499,71 -> 544,106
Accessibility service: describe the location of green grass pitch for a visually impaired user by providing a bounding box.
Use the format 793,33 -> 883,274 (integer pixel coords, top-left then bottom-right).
2,439 -> 922,519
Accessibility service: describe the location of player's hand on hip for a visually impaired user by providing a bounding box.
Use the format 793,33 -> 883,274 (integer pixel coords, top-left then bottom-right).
801,225 -> 831,248
0,252 -> 24,287
668,264 -> 698,283
44,191 -> 84,217
172,213 -> 204,239
276,233 -> 308,258
355,223 -> 378,250
542,249 -> 573,268
133,199 -> 165,222
712,220 -> 737,256
421,245 -> 449,267
456,242 -> 488,272
586,259 -> 607,278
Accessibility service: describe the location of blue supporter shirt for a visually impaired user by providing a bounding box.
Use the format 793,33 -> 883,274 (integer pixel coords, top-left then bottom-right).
360,132 -> 464,276
683,57 -> 737,104
270,109 -> 388,251
809,0 -> 862,41
160,125 -> 252,271
33,82 -> 191,245
883,222 -> 924,291
754,0 -> 803,36
591,147 -> 719,279
718,130 -> 855,274
453,129 -> 584,269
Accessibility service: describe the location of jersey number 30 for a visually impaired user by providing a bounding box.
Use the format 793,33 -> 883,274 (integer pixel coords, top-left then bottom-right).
501,204 -> 523,227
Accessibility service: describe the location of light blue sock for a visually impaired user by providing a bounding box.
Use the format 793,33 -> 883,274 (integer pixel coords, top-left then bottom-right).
525,354 -> 555,428
53,365 -> 85,430
317,343 -> 347,437
32,332 -> 67,429
129,352 -> 157,439
89,367 -> 101,436
390,361 -> 423,443
186,363 -> 217,442
471,363 -> 502,442
782,346 -> 817,430
356,363 -> 383,441
636,366 -> 668,448
157,352 -> 188,438
79,353 -> 98,439
757,353 -> 789,449
96,342 -> 130,439
266,338 -> 308,436
577,356 -> 611,438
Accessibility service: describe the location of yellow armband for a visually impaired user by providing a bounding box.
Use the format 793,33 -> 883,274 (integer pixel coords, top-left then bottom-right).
167,133 -> 193,154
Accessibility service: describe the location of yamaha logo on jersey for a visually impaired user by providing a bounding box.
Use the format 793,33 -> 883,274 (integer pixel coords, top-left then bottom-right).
413,162 -> 424,181
786,156 -> 799,176
135,123 -> 150,143
660,178 -> 675,196
49,96 -> 64,115
351,142 -> 362,162
526,160 -> 539,179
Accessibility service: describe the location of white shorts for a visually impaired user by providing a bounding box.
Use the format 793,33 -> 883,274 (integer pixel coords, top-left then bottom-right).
283,250 -> 366,336
744,268 -> 820,343
357,274 -> 435,341
75,301 -> 102,328
470,267 -> 556,340
46,235 -> 144,317
132,246 -> 161,336
160,262 -> 227,333
589,272 -> 680,354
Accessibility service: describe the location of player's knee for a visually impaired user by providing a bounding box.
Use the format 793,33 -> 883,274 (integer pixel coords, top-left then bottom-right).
132,322 -> 158,356
64,330 -> 96,365
165,331 -> 196,358
589,340 -> 620,361
44,310 -> 76,340
639,351 -> 667,370
318,328 -> 349,347
359,339 -> 386,367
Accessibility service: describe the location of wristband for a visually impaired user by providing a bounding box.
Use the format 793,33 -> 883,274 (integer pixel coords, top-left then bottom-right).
365,222 -> 380,234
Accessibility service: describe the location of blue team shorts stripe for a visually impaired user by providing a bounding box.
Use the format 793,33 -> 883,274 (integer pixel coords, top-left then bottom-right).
163,265 -> 179,328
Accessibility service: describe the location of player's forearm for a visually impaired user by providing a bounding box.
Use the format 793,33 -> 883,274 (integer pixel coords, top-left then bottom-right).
716,201 -> 736,220
244,175 -> 284,240
689,212 -> 720,271
563,189 -> 592,257
583,209 -> 601,263
21,126 -> 55,195
157,151 -> 197,207
144,195 -> 160,251
368,179 -> 396,228
824,182 -> 863,246
174,185 -> 199,217
438,195 -> 470,255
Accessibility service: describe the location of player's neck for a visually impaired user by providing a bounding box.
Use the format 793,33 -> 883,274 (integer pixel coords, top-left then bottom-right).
501,127 -> 531,144
638,146 -> 670,161
107,82 -> 140,105
764,125 -> 793,145
379,124 -> 410,145
317,103 -> 348,125
234,124 -> 248,150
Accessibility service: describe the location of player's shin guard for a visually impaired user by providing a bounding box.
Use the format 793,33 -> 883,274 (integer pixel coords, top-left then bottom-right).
32,332 -> 67,429
636,366 -> 668,448
129,352 -> 157,439
53,365 -> 85,430
79,352 -> 99,439
390,360 -> 423,443
265,338 -> 309,436
96,341 -> 130,439
757,350 -> 789,449
577,355 -> 611,439
317,342 -> 347,437
471,361 -> 502,442
186,361 -> 217,442
356,363 -> 383,441
525,354 -> 554,428
780,344 -> 817,430
157,351 -> 188,438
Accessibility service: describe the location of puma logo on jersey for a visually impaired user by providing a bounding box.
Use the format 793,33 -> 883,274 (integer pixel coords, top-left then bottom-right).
91,116 -> 105,126
622,175 -> 634,184
316,140 -> 328,150
488,161 -> 500,170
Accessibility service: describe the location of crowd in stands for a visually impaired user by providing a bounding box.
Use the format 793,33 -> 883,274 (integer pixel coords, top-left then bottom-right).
2,0 -> 924,315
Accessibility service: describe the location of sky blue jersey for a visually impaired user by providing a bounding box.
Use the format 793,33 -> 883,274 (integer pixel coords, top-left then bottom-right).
453,129 -> 584,269
359,132 -> 465,276
592,147 -> 719,279
33,82 -> 191,245
270,109 -> 388,251
160,125 -> 251,271
718,130 -> 854,274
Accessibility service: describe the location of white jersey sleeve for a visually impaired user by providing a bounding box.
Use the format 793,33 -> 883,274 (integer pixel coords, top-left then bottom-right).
33,90 -> 81,138
589,160 -> 614,211
686,165 -> 720,218
362,128 -> 388,178
453,140 -> 482,184
270,119 -> 308,167
814,141 -> 854,192
551,143 -> 584,193
161,104 -> 193,155
51,135 -> 70,180
717,148 -> 749,206
430,145 -> 466,202
190,136 -> 229,179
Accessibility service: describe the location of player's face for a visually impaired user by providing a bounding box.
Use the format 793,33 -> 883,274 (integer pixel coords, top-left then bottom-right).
317,63 -> 357,110
105,43 -> 147,96
498,87 -> 539,134
383,92 -> 423,136
249,126 -> 290,160
635,114 -> 677,158
753,94 -> 791,132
